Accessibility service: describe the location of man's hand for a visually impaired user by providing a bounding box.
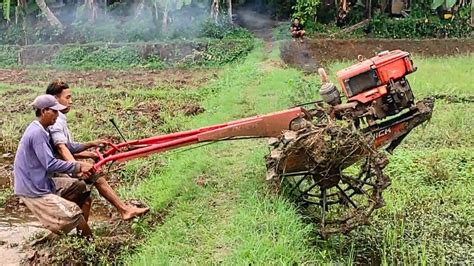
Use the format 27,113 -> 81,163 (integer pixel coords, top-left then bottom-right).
86,139 -> 108,148
77,162 -> 94,177
74,151 -> 99,161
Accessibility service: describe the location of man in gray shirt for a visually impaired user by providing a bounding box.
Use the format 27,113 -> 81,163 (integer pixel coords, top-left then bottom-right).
47,80 -> 149,220
14,95 -> 94,237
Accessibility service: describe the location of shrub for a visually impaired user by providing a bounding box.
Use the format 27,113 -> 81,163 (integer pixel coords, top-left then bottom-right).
199,18 -> 236,39
0,46 -> 18,67
52,46 -> 143,69
368,8 -> 472,39
51,46 -> 90,66
0,25 -> 24,45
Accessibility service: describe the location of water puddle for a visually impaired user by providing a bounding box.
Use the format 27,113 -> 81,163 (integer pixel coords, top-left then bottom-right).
0,203 -> 44,265
1,183 -> 113,265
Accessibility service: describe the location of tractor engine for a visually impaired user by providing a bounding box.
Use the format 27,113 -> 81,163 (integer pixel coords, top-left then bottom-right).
320,50 -> 417,125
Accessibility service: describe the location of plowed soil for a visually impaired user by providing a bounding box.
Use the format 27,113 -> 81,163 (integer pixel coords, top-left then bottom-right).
0,68 -> 215,90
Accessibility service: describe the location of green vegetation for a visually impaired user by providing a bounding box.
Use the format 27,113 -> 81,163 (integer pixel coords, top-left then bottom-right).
1,0 -> 472,45
0,42 -> 472,264
367,7 -> 473,39
0,37 -> 255,69
0,187 -> 11,205
0,46 -> 18,67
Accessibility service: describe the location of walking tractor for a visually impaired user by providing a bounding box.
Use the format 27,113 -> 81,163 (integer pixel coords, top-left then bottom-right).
91,50 -> 434,238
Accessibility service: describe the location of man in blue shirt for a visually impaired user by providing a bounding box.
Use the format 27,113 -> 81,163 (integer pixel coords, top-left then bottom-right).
46,80 -> 149,220
14,95 -> 94,237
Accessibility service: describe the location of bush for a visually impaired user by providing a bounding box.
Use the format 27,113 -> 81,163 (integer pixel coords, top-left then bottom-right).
80,46 -> 144,68
48,37 -> 254,69
0,25 -> 24,45
51,46 -> 90,66
199,18 -> 239,39
204,39 -> 254,65
52,46 -> 143,69
0,46 -> 19,67
368,8 -> 473,39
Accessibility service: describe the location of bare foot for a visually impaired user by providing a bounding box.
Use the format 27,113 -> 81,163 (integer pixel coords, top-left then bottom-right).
121,206 -> 150,221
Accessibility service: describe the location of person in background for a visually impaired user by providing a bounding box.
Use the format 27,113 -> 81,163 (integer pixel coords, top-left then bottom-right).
290,18 -> 306,42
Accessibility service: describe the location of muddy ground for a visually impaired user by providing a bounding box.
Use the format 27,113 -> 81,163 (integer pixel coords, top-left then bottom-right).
281,38 -> 474,72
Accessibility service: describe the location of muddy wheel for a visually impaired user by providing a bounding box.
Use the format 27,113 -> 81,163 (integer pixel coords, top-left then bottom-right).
266,122 -> 391,238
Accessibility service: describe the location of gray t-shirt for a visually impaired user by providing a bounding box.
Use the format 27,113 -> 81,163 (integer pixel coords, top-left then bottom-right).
49,112 -> 86,154
13,121 -> 78,197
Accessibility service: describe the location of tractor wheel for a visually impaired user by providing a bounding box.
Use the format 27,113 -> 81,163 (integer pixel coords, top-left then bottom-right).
265,120 -> 391,238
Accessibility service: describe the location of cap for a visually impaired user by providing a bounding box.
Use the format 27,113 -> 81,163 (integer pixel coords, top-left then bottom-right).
31,94 -> 67,111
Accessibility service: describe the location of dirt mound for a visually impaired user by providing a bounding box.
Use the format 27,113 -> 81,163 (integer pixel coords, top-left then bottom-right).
281,38 -> 474,71
433,94 -> 474,104
280,42 -> 320,73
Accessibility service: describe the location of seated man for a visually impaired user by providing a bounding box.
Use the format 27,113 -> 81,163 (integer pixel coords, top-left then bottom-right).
46,80 -> 149,220
14,95 -> 94,237
290,18 -> 306,42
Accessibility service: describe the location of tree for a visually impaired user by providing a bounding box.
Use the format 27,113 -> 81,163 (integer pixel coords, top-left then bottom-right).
35,0 -> 63,28
227,0 -> 233,23
292,0 -> 320,23
2,0 -> 11,21
84,0 -> 98,23
210,0 -> 219,22
151,0 -> 192,32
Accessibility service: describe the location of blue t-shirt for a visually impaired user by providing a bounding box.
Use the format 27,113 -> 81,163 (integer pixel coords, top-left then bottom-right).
13,121 -> 78,197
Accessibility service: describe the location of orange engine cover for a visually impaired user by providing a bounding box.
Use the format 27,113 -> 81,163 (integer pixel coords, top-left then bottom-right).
336,50 -> 416,103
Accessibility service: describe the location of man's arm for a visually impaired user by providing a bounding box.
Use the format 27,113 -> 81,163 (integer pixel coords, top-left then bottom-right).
56,140 -> 106,161
57,143 -> 101,161
32,137 -> 78,174
66,140 -> 104,155
57,143 -> 76,161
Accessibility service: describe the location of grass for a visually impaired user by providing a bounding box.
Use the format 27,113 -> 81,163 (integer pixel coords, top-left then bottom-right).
0,43 -> 472,264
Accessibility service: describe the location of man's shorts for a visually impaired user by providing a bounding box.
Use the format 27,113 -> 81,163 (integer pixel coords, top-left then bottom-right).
20,177 -> 91,234
54,172 -> 100,185
292,31 -> 304,38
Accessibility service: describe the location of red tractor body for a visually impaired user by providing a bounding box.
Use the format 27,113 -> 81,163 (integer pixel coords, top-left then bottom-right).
325,50 -> 418,123
336,50 -> 416,104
